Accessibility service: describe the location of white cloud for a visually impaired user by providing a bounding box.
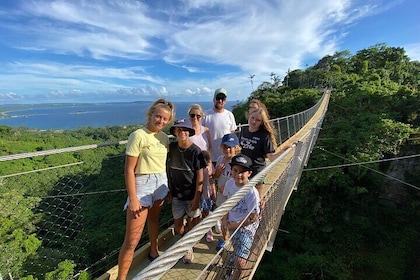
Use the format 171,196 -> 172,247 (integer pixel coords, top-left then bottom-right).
0,0 -> 409,103
404,43 -> 420,61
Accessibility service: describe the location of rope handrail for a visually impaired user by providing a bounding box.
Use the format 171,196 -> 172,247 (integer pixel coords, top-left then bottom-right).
0,141 -> 128,162
134,147 -> 295,280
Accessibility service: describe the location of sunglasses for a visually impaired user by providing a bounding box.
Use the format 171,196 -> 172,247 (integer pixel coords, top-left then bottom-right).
189,113 -> 202,119
158,99 -> 173,109
215,95 -> 226,101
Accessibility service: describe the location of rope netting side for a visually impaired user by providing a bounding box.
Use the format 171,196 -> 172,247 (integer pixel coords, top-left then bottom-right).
0,143 -> 134,279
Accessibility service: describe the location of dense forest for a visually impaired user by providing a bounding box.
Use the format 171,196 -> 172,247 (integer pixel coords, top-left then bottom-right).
0,43 -> 419,279
238,44 -> 419,280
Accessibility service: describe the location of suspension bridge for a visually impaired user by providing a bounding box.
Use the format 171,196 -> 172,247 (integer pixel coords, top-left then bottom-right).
0,90 -> 330,279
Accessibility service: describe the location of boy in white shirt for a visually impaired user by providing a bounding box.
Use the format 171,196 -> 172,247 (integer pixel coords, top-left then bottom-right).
221,154 -> 260,279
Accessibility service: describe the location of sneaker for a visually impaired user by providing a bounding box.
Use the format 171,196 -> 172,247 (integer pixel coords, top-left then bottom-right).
215,239 -> 225,252
214,220 -> 222,234
183,248 -> 194,264
206,230 -> 214,242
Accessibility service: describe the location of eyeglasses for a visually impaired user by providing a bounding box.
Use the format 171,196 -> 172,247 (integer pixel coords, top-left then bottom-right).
215,95 -> 226,101
189,114 -> 202,119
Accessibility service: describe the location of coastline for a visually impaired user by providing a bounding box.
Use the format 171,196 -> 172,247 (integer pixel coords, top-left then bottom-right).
0,101 -> 233,130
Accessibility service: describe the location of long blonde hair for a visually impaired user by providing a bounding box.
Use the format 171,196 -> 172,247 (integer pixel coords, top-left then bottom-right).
251,108 -> 277,147
246,99 -> 270,119
146,98 -> 175,125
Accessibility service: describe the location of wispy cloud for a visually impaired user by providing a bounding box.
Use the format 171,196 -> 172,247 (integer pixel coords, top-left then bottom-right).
0,0 -> 415,104
404,43 -> 420,61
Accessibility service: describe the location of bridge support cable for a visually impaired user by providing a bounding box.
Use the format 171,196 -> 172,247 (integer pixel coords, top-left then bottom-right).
0,141 -> 128,162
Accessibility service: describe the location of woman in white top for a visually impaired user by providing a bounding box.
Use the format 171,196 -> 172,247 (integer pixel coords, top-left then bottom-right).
188,104 -> 212,155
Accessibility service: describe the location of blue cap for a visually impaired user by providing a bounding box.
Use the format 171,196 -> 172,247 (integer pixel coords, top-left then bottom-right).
221,133 -> 239,147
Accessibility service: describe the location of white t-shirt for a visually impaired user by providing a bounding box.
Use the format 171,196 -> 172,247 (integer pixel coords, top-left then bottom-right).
203,108 -> 237,162
223,178 -> 260,233
189,125 -> 210,151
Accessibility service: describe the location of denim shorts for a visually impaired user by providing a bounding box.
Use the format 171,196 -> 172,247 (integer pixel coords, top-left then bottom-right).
123,172 -> 169,210
172,197 -> 201,220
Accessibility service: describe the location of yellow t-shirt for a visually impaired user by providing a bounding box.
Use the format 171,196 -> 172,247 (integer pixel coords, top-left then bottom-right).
126,128 -> 169,174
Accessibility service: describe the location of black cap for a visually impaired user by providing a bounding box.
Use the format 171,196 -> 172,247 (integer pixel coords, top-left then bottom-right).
230,154 -> 252,170
170,118 -> 195,136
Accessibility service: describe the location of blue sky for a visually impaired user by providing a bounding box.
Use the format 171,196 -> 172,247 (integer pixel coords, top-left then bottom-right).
0,0 -> 419,104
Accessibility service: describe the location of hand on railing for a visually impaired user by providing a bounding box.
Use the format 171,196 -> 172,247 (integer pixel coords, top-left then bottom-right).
267,141 -> 295,162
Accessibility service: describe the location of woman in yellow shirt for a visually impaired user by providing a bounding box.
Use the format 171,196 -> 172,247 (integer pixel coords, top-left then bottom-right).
118,99 -> 175,280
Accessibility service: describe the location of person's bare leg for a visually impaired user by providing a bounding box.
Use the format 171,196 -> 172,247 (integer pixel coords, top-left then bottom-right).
147,199 -> 164,258
232,257 -> 246,279
117,208 -> 148,280
174,217 -> 185,236
190,216 -> 200,229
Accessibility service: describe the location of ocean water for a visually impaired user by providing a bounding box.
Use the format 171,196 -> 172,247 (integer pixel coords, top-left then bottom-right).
0,101 -> 237,130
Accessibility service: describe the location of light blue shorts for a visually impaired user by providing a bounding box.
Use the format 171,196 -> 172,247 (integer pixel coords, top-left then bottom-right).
124,172 -> 169,210
172,197 -> 201,220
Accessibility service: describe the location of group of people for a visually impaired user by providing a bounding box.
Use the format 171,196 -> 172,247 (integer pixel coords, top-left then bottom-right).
117,88 -> 291,280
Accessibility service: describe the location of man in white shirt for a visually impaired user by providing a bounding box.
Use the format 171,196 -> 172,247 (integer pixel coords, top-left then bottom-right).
203,88 -> 237,165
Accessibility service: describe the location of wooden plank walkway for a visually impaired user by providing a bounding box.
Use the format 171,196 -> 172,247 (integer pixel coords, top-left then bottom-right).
98,91 -> 330,280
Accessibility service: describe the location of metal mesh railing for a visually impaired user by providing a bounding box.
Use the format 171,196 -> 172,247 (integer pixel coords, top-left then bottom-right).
1,144 -> 122,278
0,143 -> 173,279
197,130 -> 320,280
237,92 -> 324,146
198,152 -> 293,280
